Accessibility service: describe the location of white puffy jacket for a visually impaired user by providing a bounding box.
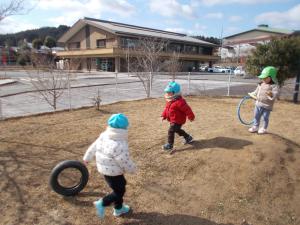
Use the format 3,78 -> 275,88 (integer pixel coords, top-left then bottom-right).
83,127 -> 136,176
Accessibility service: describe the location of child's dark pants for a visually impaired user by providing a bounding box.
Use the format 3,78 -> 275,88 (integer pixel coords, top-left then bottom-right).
102,175 -> 126,209
168,123 -> 189,145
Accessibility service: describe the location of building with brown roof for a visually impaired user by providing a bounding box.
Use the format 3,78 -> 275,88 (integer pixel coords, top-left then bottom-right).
221,24 -> 293,64
56,17 -> 219,72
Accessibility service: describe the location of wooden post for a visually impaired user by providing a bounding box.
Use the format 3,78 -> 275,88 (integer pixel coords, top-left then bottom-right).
227,70 -> 232,96
115,70 -> 118,93
188,72 -> 191,95
293,73 -> 300,103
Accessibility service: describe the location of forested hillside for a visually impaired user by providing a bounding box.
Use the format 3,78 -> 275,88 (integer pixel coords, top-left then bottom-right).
0,25 -> 69,46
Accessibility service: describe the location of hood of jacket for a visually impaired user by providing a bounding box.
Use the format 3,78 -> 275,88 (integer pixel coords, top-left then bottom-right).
104,127 -> 128,141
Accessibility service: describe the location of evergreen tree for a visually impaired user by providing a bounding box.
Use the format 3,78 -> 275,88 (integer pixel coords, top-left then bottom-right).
32,38 -> 43,49
246,37 -> 300,86
44,36 -> 56,48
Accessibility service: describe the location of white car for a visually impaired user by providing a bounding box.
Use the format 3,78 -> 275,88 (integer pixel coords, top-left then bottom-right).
199,65 -> 208,71
208,66 -> 230,73
234,66 -> 246,76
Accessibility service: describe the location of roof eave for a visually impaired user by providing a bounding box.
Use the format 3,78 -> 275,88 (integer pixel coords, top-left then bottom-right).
58,18 -> 117,43
225,28 -> 292,39
58,19 -> 85,43
114,31 -> 216,47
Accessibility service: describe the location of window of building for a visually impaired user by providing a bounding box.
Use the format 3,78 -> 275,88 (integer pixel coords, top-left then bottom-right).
120,37 -> 138,48
169,43 -> 183,52
203,47 -> 213,55
97,39 -> 106,48
185,45 -> 198,54
68,42 -> 80,50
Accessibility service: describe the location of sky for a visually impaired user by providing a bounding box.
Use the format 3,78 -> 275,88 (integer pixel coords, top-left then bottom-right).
1,0 -> 300,38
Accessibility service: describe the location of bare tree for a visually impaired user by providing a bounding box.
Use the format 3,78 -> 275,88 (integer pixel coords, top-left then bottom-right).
0,0 -> 30,21
27,53 -> 68,111
164,51 -> 182,81
127,37 -> 167,98
91,89 -> 102,111
66,58 -> 82,71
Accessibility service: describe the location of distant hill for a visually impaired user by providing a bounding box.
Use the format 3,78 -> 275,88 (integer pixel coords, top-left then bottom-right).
0,25 -> 70,47
193,35 -> 221,46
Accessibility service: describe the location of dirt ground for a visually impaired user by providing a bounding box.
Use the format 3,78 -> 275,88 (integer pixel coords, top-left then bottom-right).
0,97 -> 299,225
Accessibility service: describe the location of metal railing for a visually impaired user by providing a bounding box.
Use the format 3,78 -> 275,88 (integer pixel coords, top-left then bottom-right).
0,71 -> 297,119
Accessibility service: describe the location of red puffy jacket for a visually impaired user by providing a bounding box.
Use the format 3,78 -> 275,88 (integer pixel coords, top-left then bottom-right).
161,96 -> 195,125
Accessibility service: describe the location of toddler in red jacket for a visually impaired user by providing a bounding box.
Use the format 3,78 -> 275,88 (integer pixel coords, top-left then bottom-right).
161,81 -> 195,151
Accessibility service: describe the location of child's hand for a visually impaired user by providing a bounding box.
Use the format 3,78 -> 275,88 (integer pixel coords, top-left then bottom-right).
267,91 -> 273,97
83,160 -> 89,165
190,118 -> 194,122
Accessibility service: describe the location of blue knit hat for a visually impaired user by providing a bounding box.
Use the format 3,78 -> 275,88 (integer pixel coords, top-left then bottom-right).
108,113 -> 129,129
164,81 -> 181,94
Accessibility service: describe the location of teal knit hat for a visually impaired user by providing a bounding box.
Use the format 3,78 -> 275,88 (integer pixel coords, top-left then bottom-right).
164,81 -> 181,94
108,113 -> 129,129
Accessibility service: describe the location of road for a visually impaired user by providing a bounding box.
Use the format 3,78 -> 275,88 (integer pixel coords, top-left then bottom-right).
0,71 -> 258,119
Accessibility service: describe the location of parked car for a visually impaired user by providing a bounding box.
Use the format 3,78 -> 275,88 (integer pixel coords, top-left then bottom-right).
220,67 -> 231,73
199,65 -> 208,72
234,66 -> 246,76
208,66 -> 221,73
208,66 -> 230,73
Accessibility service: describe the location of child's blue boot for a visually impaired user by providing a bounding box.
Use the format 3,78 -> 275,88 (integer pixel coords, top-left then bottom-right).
183,135 -> 193,144
162,143 -> 173,151
93,199 -> 105,218
113,204 -> 130,217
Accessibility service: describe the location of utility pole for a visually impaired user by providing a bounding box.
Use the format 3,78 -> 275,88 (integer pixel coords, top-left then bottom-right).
220,24 -> 224,63
293,73 -> 300,103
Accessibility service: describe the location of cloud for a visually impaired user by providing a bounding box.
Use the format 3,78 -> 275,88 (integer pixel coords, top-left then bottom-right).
165,27 -> 189,34
195,23 -> 207,31
0,17 -> 39,34
149,0 -> 197,19
198,0 -> 280,6
165,23 -> 207,35
229,15 -> 242,22
37,0 -> 136,26
255,4 -> 300,29
224,26 -> 240,36
205,13 -> 223,19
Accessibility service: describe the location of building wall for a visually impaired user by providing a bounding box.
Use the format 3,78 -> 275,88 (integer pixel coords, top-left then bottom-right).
65,26 -> 119,50
66,27 -> 86,49
59,23 -> 219,71
224,30 -> 283,44
89,26 -> 118,49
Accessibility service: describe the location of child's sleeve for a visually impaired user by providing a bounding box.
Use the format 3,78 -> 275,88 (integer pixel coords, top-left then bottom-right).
161,105 -> 167,119
83,139 -> 98,162
180,102 -> 195,121
114,148 -> 137,174
252,85 -> 259,95
269,85 -> 279,100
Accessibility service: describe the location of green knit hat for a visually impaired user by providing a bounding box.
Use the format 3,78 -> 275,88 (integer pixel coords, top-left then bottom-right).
258,66 -> 278,83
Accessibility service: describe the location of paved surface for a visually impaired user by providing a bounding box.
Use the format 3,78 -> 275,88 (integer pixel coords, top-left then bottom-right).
0,79 -> 16,86
0,71 -> 295,119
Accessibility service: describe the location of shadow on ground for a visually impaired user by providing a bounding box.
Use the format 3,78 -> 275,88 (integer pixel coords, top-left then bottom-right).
173,136 -> 252,153
124,212 -> 234,225
63,191 -> 106,207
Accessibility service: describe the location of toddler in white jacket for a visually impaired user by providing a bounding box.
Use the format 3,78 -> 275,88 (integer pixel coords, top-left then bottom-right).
83,113 -> 136,218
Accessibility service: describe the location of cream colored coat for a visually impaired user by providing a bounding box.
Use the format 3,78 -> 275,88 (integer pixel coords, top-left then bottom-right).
83,127 -> 136,176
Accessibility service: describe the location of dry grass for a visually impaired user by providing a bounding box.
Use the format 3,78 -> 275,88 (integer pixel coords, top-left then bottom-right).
0,97 -> 299,225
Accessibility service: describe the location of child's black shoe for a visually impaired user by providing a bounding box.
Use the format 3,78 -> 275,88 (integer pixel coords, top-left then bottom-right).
183,135 -> 193,144
162,143 -> 173,151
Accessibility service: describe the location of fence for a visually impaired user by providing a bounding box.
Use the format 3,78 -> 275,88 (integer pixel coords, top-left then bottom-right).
0,70 -> 298,119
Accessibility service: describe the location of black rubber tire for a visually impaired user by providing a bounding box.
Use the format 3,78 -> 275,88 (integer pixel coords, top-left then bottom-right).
49,160 -> 89,196
237,95 -> 255,126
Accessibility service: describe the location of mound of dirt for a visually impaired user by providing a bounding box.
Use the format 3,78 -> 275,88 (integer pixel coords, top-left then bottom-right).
0,97 -> 299,225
